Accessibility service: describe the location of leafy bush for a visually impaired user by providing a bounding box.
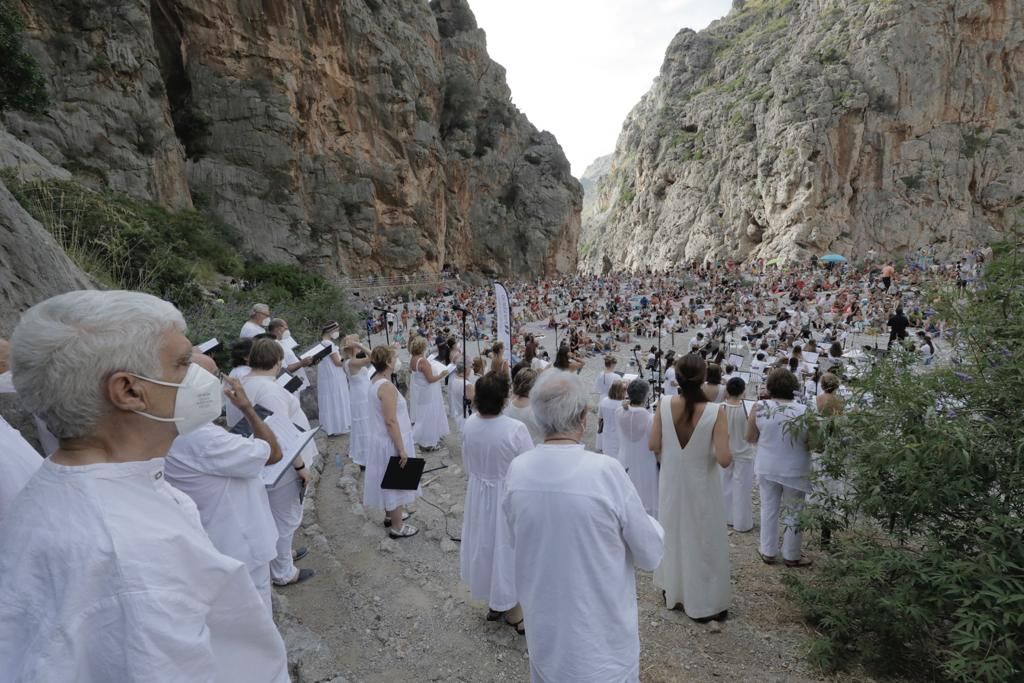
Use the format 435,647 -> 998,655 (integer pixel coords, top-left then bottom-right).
4,174 -> 241,306
0,0 -> 48,113
181,281 -> 355,366
787,243 -> 1024,681
441,73 -> 480,135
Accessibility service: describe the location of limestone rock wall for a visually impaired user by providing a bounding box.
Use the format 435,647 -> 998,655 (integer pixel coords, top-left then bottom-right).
3,0 -> 579,279
580,0 -> 1024,273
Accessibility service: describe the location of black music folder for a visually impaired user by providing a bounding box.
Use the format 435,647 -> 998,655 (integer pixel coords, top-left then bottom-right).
380,457 -> 426,490
228,404 -> 274,438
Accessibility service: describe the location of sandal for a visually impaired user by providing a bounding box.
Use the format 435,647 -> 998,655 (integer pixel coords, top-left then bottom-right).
784,556 -> 814,568
758,551 -> 777,565
389,524 -> 419,539
292,546 -> 308,562
486,609 -> 505,622
276,567 -> 315,586
383,510 -> 413,528
505,617 -> 525,636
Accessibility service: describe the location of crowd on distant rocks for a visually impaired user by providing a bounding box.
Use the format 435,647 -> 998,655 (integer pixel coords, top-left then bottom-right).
0,245 -> 987,681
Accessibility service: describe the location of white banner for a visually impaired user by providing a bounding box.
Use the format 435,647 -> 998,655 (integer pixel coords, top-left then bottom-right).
494,282 -> 512,364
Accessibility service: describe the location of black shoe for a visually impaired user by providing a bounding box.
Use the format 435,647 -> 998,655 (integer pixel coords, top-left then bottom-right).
292,547 -> 308,562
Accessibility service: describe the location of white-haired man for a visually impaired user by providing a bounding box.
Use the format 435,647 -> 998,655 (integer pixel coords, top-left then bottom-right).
164,351 -> 283,615
241,303 -> 271,339
0,337 -> 42,516
503,370 -> 665,683
0,290 -> 288,682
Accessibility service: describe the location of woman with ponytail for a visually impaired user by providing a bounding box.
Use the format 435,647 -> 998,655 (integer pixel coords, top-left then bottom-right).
649,354 -> 732,622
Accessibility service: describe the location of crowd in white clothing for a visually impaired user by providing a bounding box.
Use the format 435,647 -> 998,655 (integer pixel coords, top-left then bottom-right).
0,246 -> 982,681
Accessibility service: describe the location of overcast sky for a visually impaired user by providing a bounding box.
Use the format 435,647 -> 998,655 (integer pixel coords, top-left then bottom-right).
466,0 -> 733,177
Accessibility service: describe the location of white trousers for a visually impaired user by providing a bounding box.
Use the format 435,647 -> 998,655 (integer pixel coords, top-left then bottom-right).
267,476 -> 303,584
720,458 -> 754,532
759,479 -> 806,561
249,562 -> 273,618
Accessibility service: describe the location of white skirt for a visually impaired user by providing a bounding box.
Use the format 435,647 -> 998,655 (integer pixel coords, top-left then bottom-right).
362,435 -> 420,512
348,380 -> 371,465
412,383 -> 449,448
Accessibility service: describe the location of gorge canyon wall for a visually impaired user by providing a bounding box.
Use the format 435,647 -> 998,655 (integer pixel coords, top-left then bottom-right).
1,0 -> 580,282
580,0 -> 1024,273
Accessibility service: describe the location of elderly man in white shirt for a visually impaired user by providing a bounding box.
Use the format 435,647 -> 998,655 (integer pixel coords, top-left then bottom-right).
164,351 -> 283,615
0,290 -> 288,682
240,302 -> 272,339
503,370 -> 665,683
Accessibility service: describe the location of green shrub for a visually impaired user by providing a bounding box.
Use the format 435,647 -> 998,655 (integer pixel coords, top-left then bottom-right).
181,281 -> 355,364
0,0 -> 48,113
787,243 -> 1024,681
2,174 -> 354,346
441,73 -> 480,136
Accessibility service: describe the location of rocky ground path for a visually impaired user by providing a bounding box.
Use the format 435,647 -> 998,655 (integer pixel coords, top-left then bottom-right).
274,425 -> 876,683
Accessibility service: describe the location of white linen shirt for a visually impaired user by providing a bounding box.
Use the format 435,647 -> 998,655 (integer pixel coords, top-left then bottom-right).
0,415 -> 43,517
239,320 -> 265,339
503,444 -> 665,683
164,423 -> 279,570
0,457 -> 289,682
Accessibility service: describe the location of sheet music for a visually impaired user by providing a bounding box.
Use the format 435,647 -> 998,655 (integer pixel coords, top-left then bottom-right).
727,353 -> 745,370
299,341 -> 330,361
197,337 -> 219,353
260,414 -> 319,486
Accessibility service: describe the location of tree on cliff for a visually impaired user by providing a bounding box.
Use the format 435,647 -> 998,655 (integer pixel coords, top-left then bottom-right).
0,0 -> 47,113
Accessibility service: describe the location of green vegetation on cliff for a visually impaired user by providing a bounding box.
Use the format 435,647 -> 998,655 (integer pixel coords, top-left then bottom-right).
0,0 -> 47,113
2,172 -> 354,347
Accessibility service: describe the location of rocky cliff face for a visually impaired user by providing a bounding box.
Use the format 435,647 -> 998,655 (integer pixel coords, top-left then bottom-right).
580,0 -> 1024,273
2,0 -> 580,279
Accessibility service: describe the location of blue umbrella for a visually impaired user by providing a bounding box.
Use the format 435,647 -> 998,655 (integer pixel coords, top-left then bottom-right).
820,253 -> 847,263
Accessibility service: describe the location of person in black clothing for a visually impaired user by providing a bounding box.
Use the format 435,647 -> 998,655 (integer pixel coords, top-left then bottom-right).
887,306 -> 910,349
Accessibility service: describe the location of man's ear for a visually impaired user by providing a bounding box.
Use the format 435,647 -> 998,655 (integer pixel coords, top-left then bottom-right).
108,371 -> 148,412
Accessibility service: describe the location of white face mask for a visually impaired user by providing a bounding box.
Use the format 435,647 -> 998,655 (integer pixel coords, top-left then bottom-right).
0,370 -> 14,394
132,364 -> 223,435
259,317 -> 270,328
330,332 -> 340,340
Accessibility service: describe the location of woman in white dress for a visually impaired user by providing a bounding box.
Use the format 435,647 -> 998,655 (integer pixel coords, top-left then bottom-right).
746,368 -> 812,567
592,355 -> 618,397
720,377 -> 755,533
239,339 -> 316,586
649,354 -> 732,621
408,336 -> 450,450
502,368 -> 544,445
596,380 -> 626,460
342,335 -> 373,467
617,378 -> 658,516
702,363 -> 726,402
363,345 -> 419,537
316,323 -> 351,437
459,372 -> 534,634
